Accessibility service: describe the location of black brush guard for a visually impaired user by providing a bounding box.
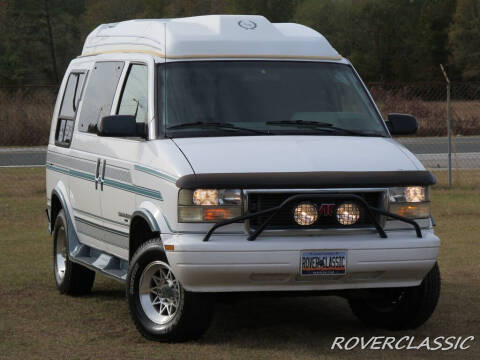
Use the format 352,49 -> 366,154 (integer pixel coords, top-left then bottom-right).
203,193 -> 422,242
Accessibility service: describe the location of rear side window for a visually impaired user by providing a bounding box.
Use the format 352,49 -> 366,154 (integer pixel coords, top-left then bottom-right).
55,72 -> 86,146
78,61 -> 124,133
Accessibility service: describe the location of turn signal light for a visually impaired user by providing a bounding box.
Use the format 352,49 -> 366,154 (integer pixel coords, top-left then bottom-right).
389,203 -> 430,219
203,208 -> 233,221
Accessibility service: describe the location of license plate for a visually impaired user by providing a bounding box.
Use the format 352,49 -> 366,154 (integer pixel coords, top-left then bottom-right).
301,251 -> 347,275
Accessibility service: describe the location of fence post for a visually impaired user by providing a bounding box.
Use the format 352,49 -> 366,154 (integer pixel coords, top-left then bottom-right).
440,65 -> 452,187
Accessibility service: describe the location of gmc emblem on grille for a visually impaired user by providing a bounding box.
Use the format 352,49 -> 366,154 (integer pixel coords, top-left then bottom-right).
318,203 -> 336,216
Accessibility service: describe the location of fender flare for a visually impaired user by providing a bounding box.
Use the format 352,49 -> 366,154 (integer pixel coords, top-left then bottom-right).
132,201 -> 174,235
50,184 -> 85,258
131,209 -> 160,233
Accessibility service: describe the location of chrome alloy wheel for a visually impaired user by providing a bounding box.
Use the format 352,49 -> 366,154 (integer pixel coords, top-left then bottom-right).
138,261 -> 182,325
54,224 -> 67,283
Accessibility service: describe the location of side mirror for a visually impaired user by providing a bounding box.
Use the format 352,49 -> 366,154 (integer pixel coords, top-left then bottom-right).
386,113 -> 418,136
97,115 -> 144,137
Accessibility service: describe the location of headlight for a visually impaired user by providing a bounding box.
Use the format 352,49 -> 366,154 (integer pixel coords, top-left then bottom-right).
390,186 -> 426,203
193,189 -> 218,205
178,189 -> 242,222
389,186 -> 430,219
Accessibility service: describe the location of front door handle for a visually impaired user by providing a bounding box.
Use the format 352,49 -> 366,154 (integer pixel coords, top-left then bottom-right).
100,159 -> 106,191
95,158 -> 101,190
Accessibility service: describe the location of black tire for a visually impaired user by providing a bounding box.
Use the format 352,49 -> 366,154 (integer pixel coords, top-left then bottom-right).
348,263 -> 441,330
127,239 -> 214,342
53,209 -> 95,295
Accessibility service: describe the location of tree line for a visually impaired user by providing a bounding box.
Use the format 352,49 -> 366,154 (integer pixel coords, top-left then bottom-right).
0,0 -> 479,85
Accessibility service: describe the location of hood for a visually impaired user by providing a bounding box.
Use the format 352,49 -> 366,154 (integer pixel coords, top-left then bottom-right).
172,136 -> 423,174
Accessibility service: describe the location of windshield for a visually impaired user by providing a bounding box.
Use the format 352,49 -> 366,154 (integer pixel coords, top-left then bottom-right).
159,61 -> 388,138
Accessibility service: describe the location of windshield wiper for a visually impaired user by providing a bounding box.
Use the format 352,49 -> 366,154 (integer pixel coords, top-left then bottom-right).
265,120 -> 384,137
167,121 -> 271,135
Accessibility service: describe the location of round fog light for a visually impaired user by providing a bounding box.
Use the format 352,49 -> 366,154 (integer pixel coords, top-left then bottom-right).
336,203 -> 360,225
293,203 -> 318,226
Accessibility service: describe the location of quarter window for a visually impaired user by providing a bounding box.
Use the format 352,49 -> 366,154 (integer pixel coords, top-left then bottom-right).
78,61 -> 124,133
55,72 -> 86,146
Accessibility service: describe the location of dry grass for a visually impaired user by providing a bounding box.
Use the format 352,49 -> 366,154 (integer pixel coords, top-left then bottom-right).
370,86 -> 480,137
376,99 -> 480,137
431,169 -> 480,189
0,167 -> 479,359
0,90 -> 54,147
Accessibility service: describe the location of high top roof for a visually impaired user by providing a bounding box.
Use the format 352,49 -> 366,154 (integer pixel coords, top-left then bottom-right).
81,15 -> 342,61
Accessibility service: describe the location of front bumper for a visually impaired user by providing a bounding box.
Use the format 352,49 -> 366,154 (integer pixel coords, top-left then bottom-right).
163,229 -> 440,292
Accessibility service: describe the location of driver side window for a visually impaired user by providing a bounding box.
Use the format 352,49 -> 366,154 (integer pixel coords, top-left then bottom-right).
117,64 -> 149,126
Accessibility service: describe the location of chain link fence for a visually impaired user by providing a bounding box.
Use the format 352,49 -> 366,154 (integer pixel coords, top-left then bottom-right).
369,82 -> 480,187
0,82 -> 479,217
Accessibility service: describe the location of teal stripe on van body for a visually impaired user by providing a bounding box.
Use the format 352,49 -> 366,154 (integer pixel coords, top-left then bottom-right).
46,163 -> 70,175
47,162 -> 163,201
103,178 -> 163,200
134,165 -> 178,184
70,169 -> 96,182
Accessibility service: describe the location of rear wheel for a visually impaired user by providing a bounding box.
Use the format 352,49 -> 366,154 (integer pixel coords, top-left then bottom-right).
127,239 -> 214,342
348,263 -> 441,330
53,209 -> 95,295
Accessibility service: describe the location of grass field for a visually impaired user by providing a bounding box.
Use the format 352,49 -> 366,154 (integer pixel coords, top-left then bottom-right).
0,167 -> 479,359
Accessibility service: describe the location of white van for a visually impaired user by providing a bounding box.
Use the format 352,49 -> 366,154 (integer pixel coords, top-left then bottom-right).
46,15 -> 440,341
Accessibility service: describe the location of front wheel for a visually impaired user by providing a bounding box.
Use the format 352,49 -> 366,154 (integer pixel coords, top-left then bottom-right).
127,239 -> 214,342
348,263 -> 441,330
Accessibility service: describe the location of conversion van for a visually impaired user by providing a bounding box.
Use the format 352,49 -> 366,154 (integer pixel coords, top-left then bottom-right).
46,15 -> 440,341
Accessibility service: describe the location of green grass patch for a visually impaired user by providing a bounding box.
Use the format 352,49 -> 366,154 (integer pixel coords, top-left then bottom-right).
0,167 -> 479,359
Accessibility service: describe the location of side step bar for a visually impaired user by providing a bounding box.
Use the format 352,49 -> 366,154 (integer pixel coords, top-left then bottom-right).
71,244 -> 128,283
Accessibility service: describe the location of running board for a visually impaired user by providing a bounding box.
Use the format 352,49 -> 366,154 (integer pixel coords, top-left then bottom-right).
53,189 -> 129,283
70,243 -> 128,283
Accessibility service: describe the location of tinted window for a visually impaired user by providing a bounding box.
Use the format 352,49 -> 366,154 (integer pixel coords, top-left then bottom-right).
78,61 -> 124,133
117,64 -> 148,124
161,62 -> 387,138
55,72 -> 86,146
59,74 -> 77,118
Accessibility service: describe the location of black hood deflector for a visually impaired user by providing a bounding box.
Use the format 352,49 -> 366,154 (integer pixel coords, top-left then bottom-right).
176,171 -> 436,189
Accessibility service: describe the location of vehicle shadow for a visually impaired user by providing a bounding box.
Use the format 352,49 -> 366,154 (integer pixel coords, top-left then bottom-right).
204,294 -> 366,345
89,289 -> 125,299
83,278 -> 471,356
198,280 -> 471,357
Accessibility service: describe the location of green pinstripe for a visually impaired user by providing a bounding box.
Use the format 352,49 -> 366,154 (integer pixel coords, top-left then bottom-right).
70,169 -> 96,182
103,178 -> 163,200
134,164 -> 178,184
46,162 -> 163,201
46,163 -> 70,175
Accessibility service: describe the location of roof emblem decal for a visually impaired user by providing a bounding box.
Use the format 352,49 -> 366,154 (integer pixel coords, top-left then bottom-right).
238,20 -> 257,30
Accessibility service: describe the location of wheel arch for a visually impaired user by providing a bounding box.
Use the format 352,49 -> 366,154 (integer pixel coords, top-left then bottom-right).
129,209 -> 161,260
50,193 -> 62,232
50,182 -> 73,231
50,184 -> 82,257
